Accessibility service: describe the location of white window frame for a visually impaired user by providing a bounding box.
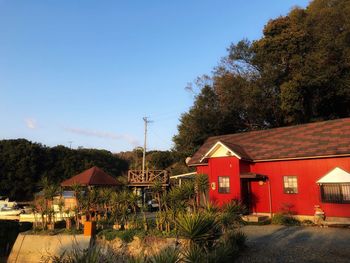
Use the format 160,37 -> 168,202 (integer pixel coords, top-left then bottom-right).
218,176 -> 230,194
283,176 -> 298,194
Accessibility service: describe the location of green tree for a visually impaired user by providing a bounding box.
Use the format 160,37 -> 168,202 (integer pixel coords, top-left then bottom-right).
173,0 -> 350,154
173,85 -> 222,156
0,139 -> 128,201
148,151 -> 174,170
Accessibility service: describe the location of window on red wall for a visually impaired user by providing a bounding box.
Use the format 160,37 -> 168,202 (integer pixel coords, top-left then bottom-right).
283,176 -> 298,194
218,176 -> 230,193
320,184 -> 350,204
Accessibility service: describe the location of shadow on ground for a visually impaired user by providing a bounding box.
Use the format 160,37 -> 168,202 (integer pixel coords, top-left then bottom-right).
237,225 -> 350,263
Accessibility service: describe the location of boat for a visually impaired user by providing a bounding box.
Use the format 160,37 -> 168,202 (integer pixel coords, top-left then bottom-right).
0,196 -> 22,216
0,196 -> 17,208
0,206 -> 22,216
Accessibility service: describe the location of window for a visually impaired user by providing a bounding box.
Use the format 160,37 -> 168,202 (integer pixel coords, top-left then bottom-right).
218,176 -> 230,193
320,184 -> 350,204
283,176 -> 298,194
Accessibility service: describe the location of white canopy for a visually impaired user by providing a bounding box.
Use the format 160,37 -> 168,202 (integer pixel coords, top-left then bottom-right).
170,172 -> 197,179
317,167 -> 350,184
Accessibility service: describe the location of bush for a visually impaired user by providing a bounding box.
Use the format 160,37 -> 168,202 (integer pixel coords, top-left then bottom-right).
271,213 -> 300,226
301,219 -> 315,226
54,220 -> 66,229
227,230 -> 246,250
43,243 -> 122,263
182,244 -> 206,263
148,246 -> 179,263
243,219 -> 271,226
206,230 -> 246,263
219,200 -> 246,230
222,200 -> 247,215
98,229 -> 137,242
176,213 -> 220,247
208,242 -> 238,263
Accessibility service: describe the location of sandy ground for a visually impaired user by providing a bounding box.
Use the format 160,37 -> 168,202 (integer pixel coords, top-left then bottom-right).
237,225 -> 350,263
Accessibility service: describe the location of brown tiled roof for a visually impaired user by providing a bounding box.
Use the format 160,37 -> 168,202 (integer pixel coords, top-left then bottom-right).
188,118 -> 350,165
61,166 -> 119,186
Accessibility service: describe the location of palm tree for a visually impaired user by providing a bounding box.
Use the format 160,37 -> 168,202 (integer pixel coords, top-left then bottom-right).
151,179 -> 163,211
109,191 -> 120,228
71,183 -> 82,230
167,187 -> 187,212
203,201 -> 219,217
109,190 -> 131,229
220,199 -> 246,231
64,208 -> 72,230
30,203 -> 39,229
40,177 -> 59,229
81,187 -> 98,221
176,212 -> 220,249
195,174 -> 209,207
128,191 -> 140,215
179,181 -> 196,212
99,188 -> 113,219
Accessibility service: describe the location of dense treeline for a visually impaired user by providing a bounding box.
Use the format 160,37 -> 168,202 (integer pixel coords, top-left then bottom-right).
0,139 -> 129,201
173,0 -> 350,156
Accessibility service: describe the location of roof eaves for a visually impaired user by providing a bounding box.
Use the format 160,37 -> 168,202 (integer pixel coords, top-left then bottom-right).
253,153 -> 350,163
199,141 -> 242,163
189,154 -> 350,166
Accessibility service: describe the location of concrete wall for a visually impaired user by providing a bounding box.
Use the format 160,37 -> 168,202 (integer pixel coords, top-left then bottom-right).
7,234 -> 90,263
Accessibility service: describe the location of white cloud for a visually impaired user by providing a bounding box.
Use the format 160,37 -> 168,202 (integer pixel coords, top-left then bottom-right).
25,118 -> 37,129
64,127 -> 140,147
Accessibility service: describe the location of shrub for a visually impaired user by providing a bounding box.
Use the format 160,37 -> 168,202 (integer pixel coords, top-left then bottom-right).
148,246 -> 179,263
301,219 -> 315,226
222,230 -> 247,250
43,243 -> 122,263
202,201 -> 219,216
206,230 -> 246,263
176,213 -> 220,247
98,229 -> 137,243
54,220 -> 66,229
271,213 -> 284,224
208,242 -> 237,263
127,255 -> 145,263
222,199 -> 247,215
182,244 -> 206,263
271,213 -> 300,226
219,200 -> 246,230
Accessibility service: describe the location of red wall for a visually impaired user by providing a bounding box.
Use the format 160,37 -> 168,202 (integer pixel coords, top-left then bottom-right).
196,165 -> 210,176
249,157 -> 350,217
197,156 -> 350,218
197,157 -> 241,206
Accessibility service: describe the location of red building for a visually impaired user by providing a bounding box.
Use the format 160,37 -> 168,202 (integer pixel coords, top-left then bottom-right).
188,118 -> 350,221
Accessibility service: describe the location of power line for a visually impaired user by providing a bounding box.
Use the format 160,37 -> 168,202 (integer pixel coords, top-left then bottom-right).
149,129 -> 173,150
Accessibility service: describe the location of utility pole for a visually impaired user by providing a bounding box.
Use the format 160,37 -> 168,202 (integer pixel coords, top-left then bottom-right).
142,117 -> 151,181
68,141 -> 73,149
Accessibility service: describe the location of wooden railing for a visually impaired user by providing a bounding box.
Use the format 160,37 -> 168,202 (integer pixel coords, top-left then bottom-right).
128,170 -> 169,186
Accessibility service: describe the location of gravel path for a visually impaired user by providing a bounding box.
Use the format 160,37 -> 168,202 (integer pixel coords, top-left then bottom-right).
237,225 -> 350,263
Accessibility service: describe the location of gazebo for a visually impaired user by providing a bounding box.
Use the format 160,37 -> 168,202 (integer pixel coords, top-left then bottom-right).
60,166 -> 120,211
61,166 -> 120,187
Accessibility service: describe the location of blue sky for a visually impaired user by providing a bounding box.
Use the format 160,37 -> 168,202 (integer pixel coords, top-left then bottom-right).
0,0 -> 309,152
